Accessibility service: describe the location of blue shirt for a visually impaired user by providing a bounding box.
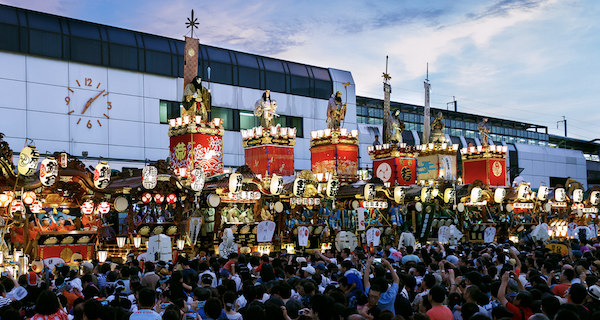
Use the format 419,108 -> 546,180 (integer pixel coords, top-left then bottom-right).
367,282 -> 399,315
197,302 -> 227,320
346,273 -> 364,294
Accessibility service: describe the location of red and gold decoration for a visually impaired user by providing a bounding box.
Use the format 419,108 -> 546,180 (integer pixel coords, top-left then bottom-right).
368,143 -> 417,186
169,119 -> 224,178
416,143 -> 459,181
310,128 -> 359,182
461,145 -> 508,186
242,126 -> 296,176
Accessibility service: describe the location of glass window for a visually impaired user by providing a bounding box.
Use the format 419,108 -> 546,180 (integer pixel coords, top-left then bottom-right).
265,71 -> 285,93
0,24 -> 19,51
68,21 -> 100,39
239,111 -> 257,130
262,58 -> 285,73
29,30 -> 61,58
208,61 -> 233,85
235,53 -> 258,68
145,50 -> 171,75
287,63 -> 308,76
290,75 -> 309,96
107,28 -> 137,46
71,37 -> 102,64
142,35 -> 171,53
27,12 -> 61,32
314,79 -> 332,100
311,67 -> 331,81
109,44 -> 137,70
212,107 -> 235,131
205,46 -> 231,63
0,6 -> 18,25
239,66 -> 260,89
291,117 -> 304,138
159,101 -> 181,124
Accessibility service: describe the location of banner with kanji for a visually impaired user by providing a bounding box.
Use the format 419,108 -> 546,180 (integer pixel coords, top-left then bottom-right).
417,154 -> 456,181
311,144 -> 358,175
39,244 -> 94,261
374,157 -> 416,186
245,145 -> 294,176
170,133 -> 223,177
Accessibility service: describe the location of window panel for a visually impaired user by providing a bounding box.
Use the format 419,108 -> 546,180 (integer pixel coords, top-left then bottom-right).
235,53 -> 258,68
109,44 -> 138,70
314,79 -> 332,99
0,6 -> 18,25
26,12 -> 61,32
239,111 -> 257,130
205,47 -> 231,63
142,35 -> 171,53
212,107 -> 235,131
265,71 -> 285,93
311,67 -> 331,81
208,62 -> 233,85
238,66 -> 260,89
287,63 -> 308,76
68,21 -> 100,39
290,75 -> 310,96
107,28 -> 137,46
145,50 -> 171,75
0,24 -> 19,51
262,58 -> 285,73
291,117 -> 304,138
71,37 -> 101,64
29,30 -> 61,58
159,101 -> 181,124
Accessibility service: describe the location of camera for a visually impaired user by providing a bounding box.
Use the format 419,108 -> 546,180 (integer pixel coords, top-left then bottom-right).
373,258 -> 382,264
299,310 -> 308,315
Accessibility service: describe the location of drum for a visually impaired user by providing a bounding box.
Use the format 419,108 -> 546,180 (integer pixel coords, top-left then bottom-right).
114,196 -> 128,212
207,194 -> 221,208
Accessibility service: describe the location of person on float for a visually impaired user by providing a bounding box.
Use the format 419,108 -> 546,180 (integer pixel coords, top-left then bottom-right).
35,214 -> 58,232
53,213 -> 76,231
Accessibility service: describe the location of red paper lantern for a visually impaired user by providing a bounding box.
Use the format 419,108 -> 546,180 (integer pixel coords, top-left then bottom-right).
30,200 -> 42,213
98,202 -> 111,214
22,191 -> 36,205
10,199 -> 23,213
80,201 -> 94,215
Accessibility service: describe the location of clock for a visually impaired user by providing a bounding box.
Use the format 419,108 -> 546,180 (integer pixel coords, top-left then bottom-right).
65,77 -> 112,128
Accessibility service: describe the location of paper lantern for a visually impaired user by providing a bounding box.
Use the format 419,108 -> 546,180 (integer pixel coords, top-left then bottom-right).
293,178 -> 306,197
471,187 -> 483,203
133,236 -> 142,248
573,189 -> 584,203
229,173 -> 243,194
93,162 -> 111,189
394,187 -> 405,203
190,168 -> 206,192
18,145 -> 40,176
177,239 -> 185,251
0,193 -> 13,207
60,152 -> 68,168
591,191 -> 600,206
98,251 -> 108,263
142,192 -> 152,204
327,179 -> 340,198
364,183 -> 376,201
517,184 -> 530,200
443,188 -> 455,204
555,187 -> 566,202
29,201 -> 42,214
80,201 -> 94,215
116,237 -> 127,248
98,202 -> 110,214
420,187 -> 432,202
10,199 -> 23,213
39,157 -> 59,187
166,193 -> 177,204
142,166 -> 158,190
494,188 -> 506,204
270,174 -> 284,195
22,191 -> 36,205
154,194 -> 165,204
538,185 -> 549,201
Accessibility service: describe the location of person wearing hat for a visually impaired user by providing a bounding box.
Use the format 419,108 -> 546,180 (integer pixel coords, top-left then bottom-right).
53,212 -> 75,231
314,264 -> 331,287
301,266 -> 316,279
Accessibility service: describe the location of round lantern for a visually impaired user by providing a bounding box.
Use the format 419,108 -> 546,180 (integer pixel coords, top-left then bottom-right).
142,192 -> 152,203
22,191 -> 36,205
39,157 -> 59,187
517,184 -> 530,200
229,173 -> 243,194
154,194 -> 165,204
10,199 -> 23,213
166,193 -> 177,204
538,185 -> 549,201
18,145 -> 40,176
0,193 -> 10,208
443,188 -> 455,204
142,166 -> 158,190
555,187 -> 566,202
471,187 -> 483,203
97,202 -> 110,214
394,187 -> 405,203
29,200 -> 42,213
270,174 -> 284,195
420,187 -> 432,202
364,183 -> 376,201
494,188 -> 506,204
80,201 -> 94,214
93,162 -> 111,189
326,179 -> 340,198
573,189 -> 584,203
293,178 -> 306,197
190,169 -> 206,192
591,191 -> 600,206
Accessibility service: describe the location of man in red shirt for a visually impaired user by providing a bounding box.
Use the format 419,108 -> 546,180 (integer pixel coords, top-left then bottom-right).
426,285 -> 453,320
223,253 -> 238,273
498,271 -> 534,320
551,269 -> 574,298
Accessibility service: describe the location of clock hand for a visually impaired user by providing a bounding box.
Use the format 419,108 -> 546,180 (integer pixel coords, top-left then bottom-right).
81,90 -> 106,114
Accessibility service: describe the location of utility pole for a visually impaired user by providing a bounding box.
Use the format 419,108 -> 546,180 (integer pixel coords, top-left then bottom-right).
557,116 -> 567,137
423,63 -> 431,144
382,56 -> 392,143
446,96 -> 456,112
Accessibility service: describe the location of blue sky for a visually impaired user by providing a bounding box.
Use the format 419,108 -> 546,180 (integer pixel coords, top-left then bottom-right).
4,0 -> 600,141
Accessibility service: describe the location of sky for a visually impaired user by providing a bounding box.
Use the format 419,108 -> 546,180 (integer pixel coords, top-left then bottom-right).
3,0 -> 600,142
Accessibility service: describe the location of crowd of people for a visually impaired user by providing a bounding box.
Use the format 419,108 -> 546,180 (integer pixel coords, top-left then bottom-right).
1,238 -> 600,320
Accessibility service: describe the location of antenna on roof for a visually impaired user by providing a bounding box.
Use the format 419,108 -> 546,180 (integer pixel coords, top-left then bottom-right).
186,10 -> 199,39
425,62 -> 429,83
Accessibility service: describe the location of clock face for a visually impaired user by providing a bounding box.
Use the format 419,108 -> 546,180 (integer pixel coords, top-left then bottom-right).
65,78 -> 112,129
188,48 -> 196,56
376,162 -> 392,182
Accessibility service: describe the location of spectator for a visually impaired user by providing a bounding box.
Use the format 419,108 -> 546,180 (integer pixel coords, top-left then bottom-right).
31,290 -> 68,320
130,288 -> 161,320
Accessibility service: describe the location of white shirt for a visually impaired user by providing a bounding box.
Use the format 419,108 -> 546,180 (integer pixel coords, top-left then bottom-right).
199,270 -> 218,288
130,309 -> 161,320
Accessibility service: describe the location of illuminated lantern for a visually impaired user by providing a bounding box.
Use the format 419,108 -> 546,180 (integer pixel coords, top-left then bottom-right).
443,188 -> 455,204
22,191 -> 36,205
420,187 -> 432,202
538,185 -> 549,201
141,192 -> 152,204
142,166 -> 158,190
190,168 -> 205,192
494,188 -> 506,203
39,157 -> 59,187
471,187 -> 483,203
293,178 -> 306,197
29,201 -> 42,213
80,201 -> 94,215
97,202 -> 111,214
517,184 -> 530,200
93,162 -> 111,189
60,152 -> 68,168
270,174 -> 284,195
591,191 -> 600,206
166,193 -> 177,204
10,199 -> 23,213
0,193 -> 12,207
573,189 -> 584,203
327,179 -> 340,198
18,145 -> 40,176
154,194 -> 165,204
394,187 -> 405,203
364,184 -> 376,201
555,187 -> 566,202
229,173 -> 243,194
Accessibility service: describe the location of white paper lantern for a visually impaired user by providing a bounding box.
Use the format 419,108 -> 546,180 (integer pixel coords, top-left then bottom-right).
93,162 -> 111,189
10,199 -> 23,213
229,173 -> 243,194
471,187 -> 483,203
573,189 -> 584,203
270,174 -> 284,195
154,194 -> 165,204
293,178 -> 306,197
190,168 -> 206,192
0,193 -> 13,208
98,202 -> 111,214
39,157 -> 59,187
327,179 -> 340,198
394,187 -> 405,203
444,188 -> 455,204
207,193 -> 221,208
420,187 -> 432,202
494,188 -> 506,204
555,187 -> 566,202
538,185 -> 549,201
591,191 -> 600,206
80,201 -> 94,214
142,192 -> 152,203
30,200 -> 42,213
364,184 -> 376,201
142,166 -> 158,190
517,184 -> 530,200
22,191 -> 36,205
18,145 -> 39,176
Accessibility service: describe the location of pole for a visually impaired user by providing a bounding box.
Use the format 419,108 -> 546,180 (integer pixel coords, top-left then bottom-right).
383,56 -> 392,144
423,64 -> 431,144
